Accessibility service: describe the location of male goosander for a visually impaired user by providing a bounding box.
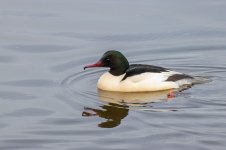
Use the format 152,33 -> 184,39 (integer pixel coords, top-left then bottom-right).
84,50 -> 194,92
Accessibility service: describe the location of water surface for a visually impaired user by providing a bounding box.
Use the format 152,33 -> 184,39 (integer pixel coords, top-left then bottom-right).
0,0 -> 226,149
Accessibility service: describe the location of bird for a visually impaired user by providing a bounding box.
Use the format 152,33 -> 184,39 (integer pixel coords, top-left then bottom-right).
84,50 -> 195,92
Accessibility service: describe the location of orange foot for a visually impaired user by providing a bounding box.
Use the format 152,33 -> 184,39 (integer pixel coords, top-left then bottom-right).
167,89 -> 175,100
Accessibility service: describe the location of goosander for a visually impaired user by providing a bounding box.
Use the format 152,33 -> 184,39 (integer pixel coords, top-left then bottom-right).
84,50 -> 194,92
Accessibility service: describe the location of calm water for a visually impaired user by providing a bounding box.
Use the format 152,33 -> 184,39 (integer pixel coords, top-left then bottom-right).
0,0 -> 226,149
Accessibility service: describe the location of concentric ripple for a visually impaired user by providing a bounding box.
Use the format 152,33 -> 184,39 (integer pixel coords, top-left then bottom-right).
60,68 -> 173,108
59,59 -> 211,113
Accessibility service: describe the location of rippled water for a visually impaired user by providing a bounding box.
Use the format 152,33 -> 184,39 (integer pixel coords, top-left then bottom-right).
1,0 -> 226,149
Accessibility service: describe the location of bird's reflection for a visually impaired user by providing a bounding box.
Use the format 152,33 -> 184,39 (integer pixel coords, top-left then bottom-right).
82,103 -> 128,128
82,89 -> 176,128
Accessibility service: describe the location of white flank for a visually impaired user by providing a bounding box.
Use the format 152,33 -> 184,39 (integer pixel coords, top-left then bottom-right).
97,71 -> 193,92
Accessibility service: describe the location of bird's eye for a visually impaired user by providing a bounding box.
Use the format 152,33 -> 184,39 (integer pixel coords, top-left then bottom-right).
105,58 -> 111,65
105,58 -> 110,62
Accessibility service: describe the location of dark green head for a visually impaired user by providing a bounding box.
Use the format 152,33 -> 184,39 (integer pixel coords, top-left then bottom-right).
84,50 -> 129,76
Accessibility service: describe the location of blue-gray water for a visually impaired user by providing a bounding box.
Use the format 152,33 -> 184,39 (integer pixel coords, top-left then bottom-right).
0,0 -> 226,149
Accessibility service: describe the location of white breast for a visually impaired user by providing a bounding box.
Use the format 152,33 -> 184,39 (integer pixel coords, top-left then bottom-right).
97,71 -> 190,92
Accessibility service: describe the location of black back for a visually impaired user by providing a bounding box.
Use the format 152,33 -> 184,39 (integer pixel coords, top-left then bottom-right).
121,64 -> 169,81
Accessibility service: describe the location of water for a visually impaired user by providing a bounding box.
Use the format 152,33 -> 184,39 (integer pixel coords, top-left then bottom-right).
0,0 -> 226,149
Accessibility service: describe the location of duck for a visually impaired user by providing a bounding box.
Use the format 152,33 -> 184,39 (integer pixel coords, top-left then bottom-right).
84,50 -> 195,92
